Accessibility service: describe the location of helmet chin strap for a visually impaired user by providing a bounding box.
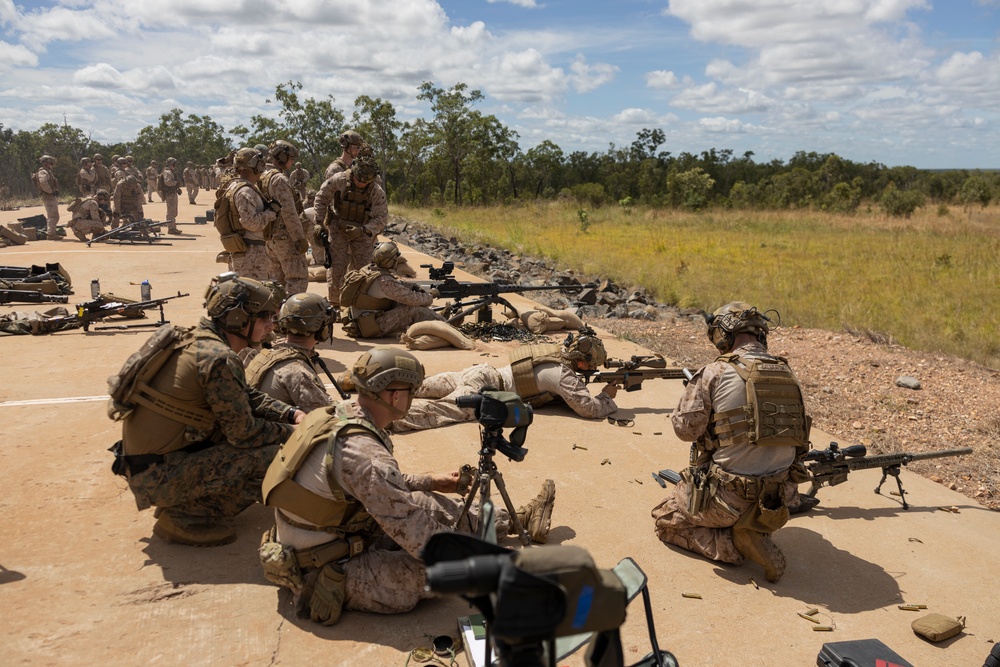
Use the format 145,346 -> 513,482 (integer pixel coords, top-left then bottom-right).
358,386 -> 411,419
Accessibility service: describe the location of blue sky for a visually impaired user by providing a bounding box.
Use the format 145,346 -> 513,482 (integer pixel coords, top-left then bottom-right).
1,0 -> 999,168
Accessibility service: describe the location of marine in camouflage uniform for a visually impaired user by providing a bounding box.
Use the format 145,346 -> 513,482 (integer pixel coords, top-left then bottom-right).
112,275 -> 304,546
145,161 -> 159,202
340,241 -> 443,339
314,156 -> 387,306
77,158 -> 97,195
261,141 -> 310,295
289,162 -> 309,202
226,150 -> 276,281
183,161 -> 199,204
35,156 -> 61,238
260,348 -> 556,624
393,328 -> 618,432
161,158 -> 182,233
245,292 -> 338,413
93,154 -> 112,192
651,303 -> 810,583
112,175 -> 145,227
68,190 -> 109,241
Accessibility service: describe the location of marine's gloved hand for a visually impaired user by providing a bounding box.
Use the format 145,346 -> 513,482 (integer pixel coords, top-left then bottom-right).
429,288 -> 441,298
268,200 -> 282,214
309,564 -> 347,626
294,237 -> 309,255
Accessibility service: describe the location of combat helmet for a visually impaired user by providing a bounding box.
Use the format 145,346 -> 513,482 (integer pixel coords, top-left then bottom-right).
268,140 -> 299,164
277,293 -> 337,342
93,153 -> 104,161
339,130 -> 363,150
233,147 -> 266,174
80,157 -> 92,166
351,347 -> 424,397
561,326 -> 607,370
705,301 -> 771,353
165,157 -> 177,167
352,156 -> 378,185
373,241 -> 401,270
204,272 -> 282,333
40,155 -> 56,166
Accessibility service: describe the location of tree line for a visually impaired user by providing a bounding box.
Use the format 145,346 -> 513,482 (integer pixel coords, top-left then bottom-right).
2,81 -> 998,218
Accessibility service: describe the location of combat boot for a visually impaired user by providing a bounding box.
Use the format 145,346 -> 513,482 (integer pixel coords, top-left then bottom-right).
514,479 -> 556,544
733,529 -> 785,582
152,514 -> 237,547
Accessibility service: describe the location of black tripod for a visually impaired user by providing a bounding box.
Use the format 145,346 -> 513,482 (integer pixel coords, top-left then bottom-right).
454,425 -> 531,546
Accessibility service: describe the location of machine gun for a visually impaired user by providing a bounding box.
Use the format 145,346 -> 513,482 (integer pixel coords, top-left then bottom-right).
52,291 -> 190,332
585,355 -> 693,391
0,289 -> 69,305
804,442 -> 973,509
417,262 -> 592,324
87,218 -> 177,246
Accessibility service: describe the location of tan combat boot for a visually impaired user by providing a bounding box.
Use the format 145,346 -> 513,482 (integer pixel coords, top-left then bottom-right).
152,514 -> 237,547
514,479 -> 556,544
733,529 -> 785,582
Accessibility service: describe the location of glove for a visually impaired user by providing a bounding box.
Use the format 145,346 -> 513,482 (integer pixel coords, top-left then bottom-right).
308,564 -> 347,626
429,288 -> 441,298
294,237 -> 309,255
268,200 -> 282,214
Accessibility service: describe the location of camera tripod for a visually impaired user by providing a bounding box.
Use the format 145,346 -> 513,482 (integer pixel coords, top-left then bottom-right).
454,426 -> 532,546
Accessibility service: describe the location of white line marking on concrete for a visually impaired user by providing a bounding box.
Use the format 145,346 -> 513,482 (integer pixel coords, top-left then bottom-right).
0,396 -> 106,407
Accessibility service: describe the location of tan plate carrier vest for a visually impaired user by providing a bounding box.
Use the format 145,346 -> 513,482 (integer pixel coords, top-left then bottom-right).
509,343 -> 564,407
261,403 -> 384,535
245,346 -> 310,390
703,353 -> 809,456
332,184 -> 370,227
340,266 -> 394,338
107,324 -> 217,436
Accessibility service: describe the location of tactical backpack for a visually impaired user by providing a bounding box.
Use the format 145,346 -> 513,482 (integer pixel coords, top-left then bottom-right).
67,197 -> 84,214
30,170 -> 41,193
108,325 -> 187,422
213,181 -> 252,253
155,171 -> 166,197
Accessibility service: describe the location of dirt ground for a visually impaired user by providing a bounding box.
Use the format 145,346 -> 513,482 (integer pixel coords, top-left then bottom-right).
1,197 -> 997,667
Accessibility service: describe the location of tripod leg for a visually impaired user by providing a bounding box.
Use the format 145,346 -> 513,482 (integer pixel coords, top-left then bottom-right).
493,471 -> 530,546
453,476 -> 481,532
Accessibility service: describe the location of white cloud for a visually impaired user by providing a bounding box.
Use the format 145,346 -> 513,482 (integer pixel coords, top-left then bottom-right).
0,40 -> 37,69
487,0 -> 540,7
671,82 -> 776,114
568,54 -> 617,93
698,116 -> 758,133
646,70 -> 679,89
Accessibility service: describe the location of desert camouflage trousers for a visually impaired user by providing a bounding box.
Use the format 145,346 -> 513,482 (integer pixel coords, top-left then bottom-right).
339,493 -> 509,614
164,191 -> 178,222
42,194 -> 60,233
266,237 -> 309,296
127,443 -> 279,530
326,229 -> 374,305
393,364 -> 502,432
301,215 -> 326,267
70,218 -> 105,241
230,245 -> 271,282
651,471 -> 797,564
186,184 -> 199,204
374,305 -> 442,338
147,178 -> 157,202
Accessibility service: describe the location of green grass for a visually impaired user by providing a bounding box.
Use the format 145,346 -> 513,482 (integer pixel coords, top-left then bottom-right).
393,202 -> 1000,369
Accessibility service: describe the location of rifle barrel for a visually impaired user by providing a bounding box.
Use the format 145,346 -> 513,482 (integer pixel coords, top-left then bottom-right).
844,447 -> 973,471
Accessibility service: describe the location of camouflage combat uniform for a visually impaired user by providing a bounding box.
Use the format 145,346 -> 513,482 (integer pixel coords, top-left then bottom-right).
145,165 -> 158,202
120,318 -> 296,531
274,401 -> 506,615
393,359 -> 617,431
289,165 -> 310,202
77,166 -> 97,195
314,171 -> 387,306
162,167 -> 181,232
95,160 -> 112,192
261,167 -> 309,295
227,178 -> 276,281
343,268 -> 444,338
69,197 -> 106,241
651,341 -> 799,565
113,176 -> 145,227
183,164 -> 199,204
245,340 -> 332,413
36,166 -> 60,235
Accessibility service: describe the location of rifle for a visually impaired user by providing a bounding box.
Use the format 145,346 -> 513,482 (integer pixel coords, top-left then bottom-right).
804,442 -> 973,509
52,291 -> 190,332
311,354 -> 350,400
0,289 -> 69,305
585,355 -> 694,391
318,228 -> 332,269
87,218 -> 174,246
415,262 -> 593,324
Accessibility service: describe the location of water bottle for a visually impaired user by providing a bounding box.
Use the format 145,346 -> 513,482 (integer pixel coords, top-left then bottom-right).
141,280 -> 151,301
90,279 -> 100,299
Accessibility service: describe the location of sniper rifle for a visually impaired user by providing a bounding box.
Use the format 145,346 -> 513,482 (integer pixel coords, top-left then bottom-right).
0,289 -> 69,305
416,261 -> 593,324
585,354 -> 694,391
804,442 -> 973,509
